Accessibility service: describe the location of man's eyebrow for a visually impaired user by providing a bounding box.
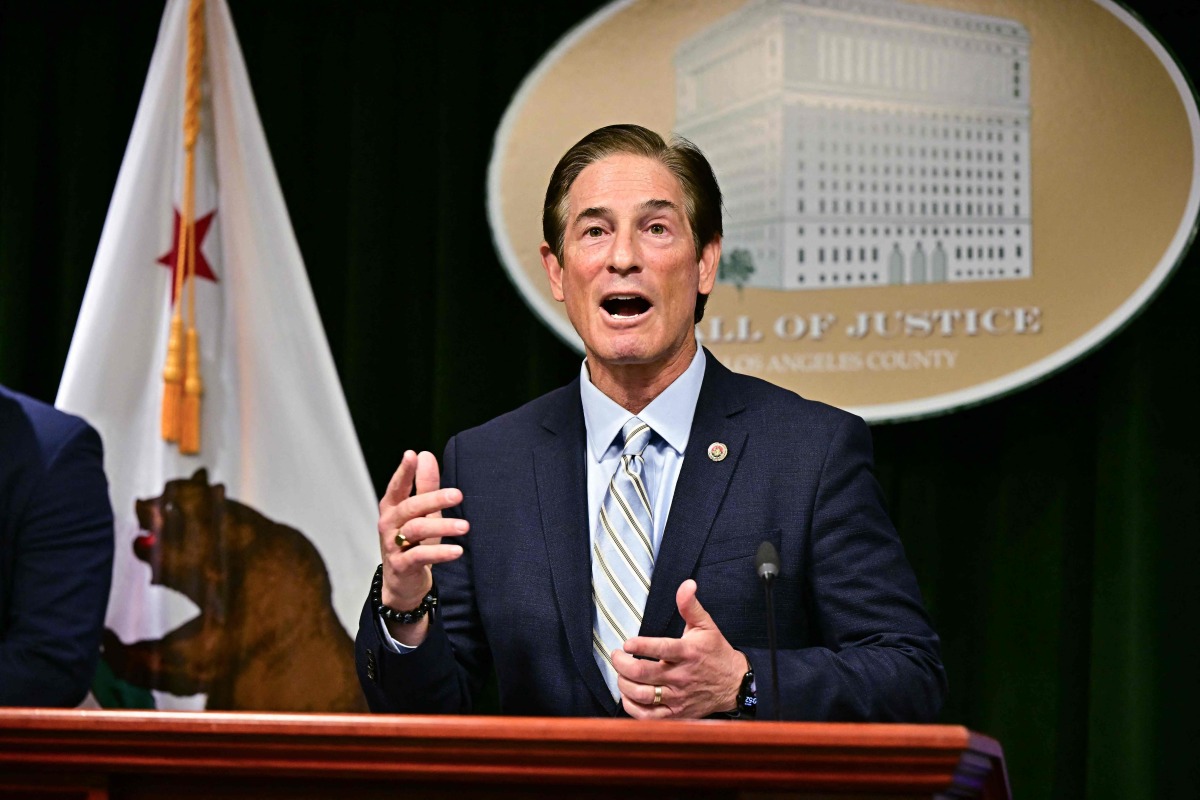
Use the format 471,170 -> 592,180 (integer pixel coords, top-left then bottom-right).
573,206 -> 611,226
640,199 -> 679,214
572,199 -> 679,227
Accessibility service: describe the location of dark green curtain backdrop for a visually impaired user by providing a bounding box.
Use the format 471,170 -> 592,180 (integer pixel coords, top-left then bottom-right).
1,1 -> 1196,796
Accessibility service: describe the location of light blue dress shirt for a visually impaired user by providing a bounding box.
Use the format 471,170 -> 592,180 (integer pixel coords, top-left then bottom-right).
579,348 -> 707,558
381,348 -> 707,653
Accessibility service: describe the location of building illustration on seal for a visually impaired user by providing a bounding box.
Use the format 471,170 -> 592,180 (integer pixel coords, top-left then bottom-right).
674,0 -> 1032,291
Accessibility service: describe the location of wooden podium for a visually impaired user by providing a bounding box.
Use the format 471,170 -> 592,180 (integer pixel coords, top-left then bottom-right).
0,710 -> 1009,799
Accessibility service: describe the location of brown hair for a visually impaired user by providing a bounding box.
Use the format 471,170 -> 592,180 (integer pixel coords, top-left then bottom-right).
541,124 -> 723,323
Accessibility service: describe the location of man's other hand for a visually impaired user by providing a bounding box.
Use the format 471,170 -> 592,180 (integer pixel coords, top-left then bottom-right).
612,579 -> 747,719
377,450 -> 467,645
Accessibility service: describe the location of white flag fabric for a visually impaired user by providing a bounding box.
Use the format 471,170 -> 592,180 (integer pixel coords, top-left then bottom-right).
57,0 -> 376,711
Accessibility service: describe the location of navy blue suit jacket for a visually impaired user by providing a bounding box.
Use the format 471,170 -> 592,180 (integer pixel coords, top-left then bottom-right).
0,385 -> 114,706
356,353 -> 945,720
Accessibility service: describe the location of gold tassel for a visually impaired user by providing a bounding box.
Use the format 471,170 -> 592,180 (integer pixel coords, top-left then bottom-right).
161,313 -> 184,441
161,0 -> 206,453
180,326 -> 203,454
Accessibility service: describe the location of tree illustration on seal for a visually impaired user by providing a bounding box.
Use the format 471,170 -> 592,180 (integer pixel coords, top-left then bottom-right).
718,249 -> 755,298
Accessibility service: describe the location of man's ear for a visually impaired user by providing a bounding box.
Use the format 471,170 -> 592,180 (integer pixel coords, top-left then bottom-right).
697,236 -> 721,296
540,241 -> 566,302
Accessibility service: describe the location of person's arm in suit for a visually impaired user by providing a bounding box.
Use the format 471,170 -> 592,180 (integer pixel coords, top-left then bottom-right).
741,414 -> 945,722
616,413 -> 945,722
356,439 -> 489,713
0,413 -> 114,707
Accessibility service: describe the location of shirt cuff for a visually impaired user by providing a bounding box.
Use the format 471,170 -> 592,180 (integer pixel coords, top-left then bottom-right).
376,611 -> 419,654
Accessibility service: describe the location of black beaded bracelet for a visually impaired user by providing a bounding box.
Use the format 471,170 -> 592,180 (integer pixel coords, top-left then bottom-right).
371,564 -> 437,625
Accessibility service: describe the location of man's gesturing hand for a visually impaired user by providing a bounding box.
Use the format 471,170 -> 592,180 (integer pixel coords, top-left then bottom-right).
612,579 -> 748,719
377,450 -> 467,644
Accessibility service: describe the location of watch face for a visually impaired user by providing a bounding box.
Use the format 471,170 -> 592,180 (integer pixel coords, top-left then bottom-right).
739,669 -> 757,709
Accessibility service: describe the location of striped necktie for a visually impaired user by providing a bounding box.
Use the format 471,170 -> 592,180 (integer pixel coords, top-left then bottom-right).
592,417 -> 656,701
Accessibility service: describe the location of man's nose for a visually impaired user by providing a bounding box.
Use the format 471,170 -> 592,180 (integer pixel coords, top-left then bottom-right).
608,227 -> 639,274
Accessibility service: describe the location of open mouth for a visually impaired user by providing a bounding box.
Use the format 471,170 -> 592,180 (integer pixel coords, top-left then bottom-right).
133,500 -> 161,564
133,532 -> 157,562
601,294 -> 652,318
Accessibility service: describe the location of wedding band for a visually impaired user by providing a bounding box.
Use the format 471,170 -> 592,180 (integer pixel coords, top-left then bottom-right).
394,531 -> 416,552
653,685 -> 663,706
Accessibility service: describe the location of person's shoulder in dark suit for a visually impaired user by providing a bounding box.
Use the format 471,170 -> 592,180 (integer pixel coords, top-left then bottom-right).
0,384 -> 115,707
700,355 -> 946,721
703,350 -> 877,458
452,379 -> 582,446
709,352 -> 855,417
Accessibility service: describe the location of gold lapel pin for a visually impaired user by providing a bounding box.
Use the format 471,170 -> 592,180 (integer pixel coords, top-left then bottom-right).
708,442 -> 728,462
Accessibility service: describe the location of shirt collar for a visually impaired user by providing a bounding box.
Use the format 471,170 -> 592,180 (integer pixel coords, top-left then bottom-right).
579,347 -> 707,462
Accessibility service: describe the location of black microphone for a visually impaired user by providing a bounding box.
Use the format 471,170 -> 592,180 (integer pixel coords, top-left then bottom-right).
754,541 -> 781,720
755,541 -> 779,583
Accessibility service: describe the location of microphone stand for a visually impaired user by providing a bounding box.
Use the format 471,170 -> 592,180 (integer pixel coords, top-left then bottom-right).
763,570 -> 780,721
755,541 -> 782,721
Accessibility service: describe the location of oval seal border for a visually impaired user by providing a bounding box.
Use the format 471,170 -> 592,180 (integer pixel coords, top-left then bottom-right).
486,0 -> 1199,423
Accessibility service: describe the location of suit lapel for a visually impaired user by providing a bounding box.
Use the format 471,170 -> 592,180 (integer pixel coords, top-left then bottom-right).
532,386 -> 619,713
641,353 -> 748,639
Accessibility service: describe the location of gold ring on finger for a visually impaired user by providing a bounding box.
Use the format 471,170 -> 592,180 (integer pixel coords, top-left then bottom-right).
653,685 -> 663,706
394,531 -> 416,552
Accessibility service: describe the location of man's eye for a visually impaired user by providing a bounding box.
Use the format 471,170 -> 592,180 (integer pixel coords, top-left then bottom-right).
648,224 -> 666,235
586,227 -> 604,237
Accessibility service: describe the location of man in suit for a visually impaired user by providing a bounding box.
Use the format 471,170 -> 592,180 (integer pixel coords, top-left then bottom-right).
0,384 -> 114,706
356,125 -> 945,721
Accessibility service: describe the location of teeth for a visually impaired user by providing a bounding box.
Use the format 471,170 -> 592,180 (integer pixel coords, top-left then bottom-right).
602,294 -> 650,318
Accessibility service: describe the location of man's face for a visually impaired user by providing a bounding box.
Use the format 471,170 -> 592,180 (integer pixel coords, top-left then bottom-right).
540,154 -> 719,378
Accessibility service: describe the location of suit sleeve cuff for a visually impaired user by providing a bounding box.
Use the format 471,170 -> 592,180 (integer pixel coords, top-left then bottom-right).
375,611 -> 428,654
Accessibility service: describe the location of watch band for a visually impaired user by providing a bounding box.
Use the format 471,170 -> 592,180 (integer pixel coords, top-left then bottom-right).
735,653 -> 757,718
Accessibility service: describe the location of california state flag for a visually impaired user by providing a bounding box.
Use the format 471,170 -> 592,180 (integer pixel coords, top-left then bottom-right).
56,0 -> 375,711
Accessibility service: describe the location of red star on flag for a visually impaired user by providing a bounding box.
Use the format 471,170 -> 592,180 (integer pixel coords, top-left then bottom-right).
157,208 -> 219,304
